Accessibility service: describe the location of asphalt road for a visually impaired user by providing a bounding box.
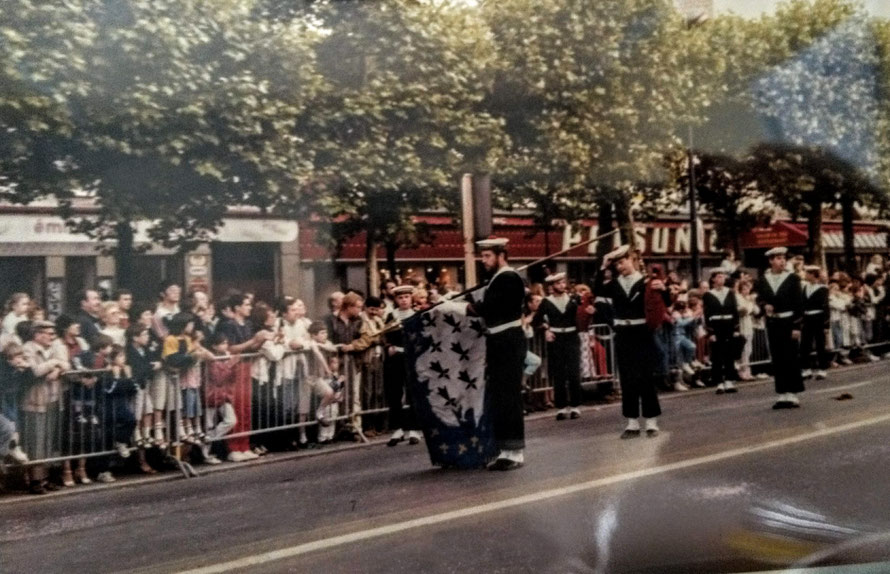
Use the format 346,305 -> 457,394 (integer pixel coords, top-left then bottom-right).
3,361 -> 890,574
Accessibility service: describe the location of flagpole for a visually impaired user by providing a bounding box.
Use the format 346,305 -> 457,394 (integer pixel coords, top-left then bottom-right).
376,227 -> 621,335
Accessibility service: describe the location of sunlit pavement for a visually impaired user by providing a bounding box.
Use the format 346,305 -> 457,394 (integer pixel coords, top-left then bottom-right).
3,361 -> 890,574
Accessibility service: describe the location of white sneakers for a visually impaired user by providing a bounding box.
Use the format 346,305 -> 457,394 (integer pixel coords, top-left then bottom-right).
114,442 -> 131,459
801,369 -> 813,379
406,430 -> 422,445
814,370 -> 827,380
227,451 -> 252,462
681,363 -> 696,376
674,381 -> 689,392
96,472 -> 116,483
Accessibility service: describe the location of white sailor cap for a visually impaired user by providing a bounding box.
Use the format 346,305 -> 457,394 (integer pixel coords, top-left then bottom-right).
708,267 -> 727,278
544,272 -> 566,283
475,237 -> 509,250
765,246 -> 788,257
601,244 -> 631,270
803,265 -> 822,273
392,285 -> 415,296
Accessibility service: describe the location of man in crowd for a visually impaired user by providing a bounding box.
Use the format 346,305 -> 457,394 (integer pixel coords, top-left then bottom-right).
152,280 -> 181,340
539,272 -> 583,421
354,296 -> 387,437
469,237 -> 527,470
114,289 -> 133,329
756,247 -> 805,409
596,245 -> 663,438
328,292 -> 364,438
801,264 -> 830,380
73,289 -> 103,345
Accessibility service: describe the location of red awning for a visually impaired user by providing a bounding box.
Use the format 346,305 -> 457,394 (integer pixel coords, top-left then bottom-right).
741,221 -> 888,251
740,221 -> 809,249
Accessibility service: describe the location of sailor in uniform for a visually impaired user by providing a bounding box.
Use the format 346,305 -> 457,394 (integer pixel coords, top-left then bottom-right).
469,237 -> 527,470
755,247 -> 805,409
383,285 -> 422,446
800,265 -> 830,380
702,268 -> 740,394
539,272 -> 583,420
595,245 -> 663,438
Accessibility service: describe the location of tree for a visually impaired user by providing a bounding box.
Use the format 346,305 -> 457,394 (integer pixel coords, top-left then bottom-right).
1,0 -> 324,287
481,0 -> 722,258
306,0 -> 505,295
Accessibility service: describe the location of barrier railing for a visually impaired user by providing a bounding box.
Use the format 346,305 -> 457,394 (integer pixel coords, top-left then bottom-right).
8,317 -> 887,483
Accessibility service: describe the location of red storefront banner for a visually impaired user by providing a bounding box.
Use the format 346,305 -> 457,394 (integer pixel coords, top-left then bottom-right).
299,216 -> 720,262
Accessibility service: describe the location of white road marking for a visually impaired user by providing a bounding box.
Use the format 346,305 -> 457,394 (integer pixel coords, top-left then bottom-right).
180,411 -> 890,574
813,380 -> 877,394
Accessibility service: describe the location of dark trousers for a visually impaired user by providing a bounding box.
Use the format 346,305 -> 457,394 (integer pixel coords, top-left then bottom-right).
384,354 -> 417,431
486,328 -> 527,451
800,317 -> 829,370
766,318 -> 805,394
709,325 -> 738,384
547,334 -> 582,408
614,325 -> 662,419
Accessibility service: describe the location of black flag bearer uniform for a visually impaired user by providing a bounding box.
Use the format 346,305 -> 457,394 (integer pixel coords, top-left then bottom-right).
756,247 -> 805,409
801,266 -> 830,380
702,273 -> 740,393
540,273 -> 583,420
470,238 -> 527,470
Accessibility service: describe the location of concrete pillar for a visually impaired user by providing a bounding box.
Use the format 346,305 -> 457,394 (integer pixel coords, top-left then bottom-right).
45,257 -> 66,320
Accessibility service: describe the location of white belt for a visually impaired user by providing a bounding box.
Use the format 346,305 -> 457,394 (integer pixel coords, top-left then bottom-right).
709,315 -> 733,320
549,327 -> 577,333
613,318 -> 646,326
595,297 -> 613,305
487,319 -> 522,335
771,311 -> 794,319
392,346 -> 404,353
804,310 -> 824,315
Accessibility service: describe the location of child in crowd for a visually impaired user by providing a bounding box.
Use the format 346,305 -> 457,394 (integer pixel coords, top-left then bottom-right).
100,346 -> 137,467
296,321 -> 338,448
0,343 -> 33,464
134,306 -> 168,447
317,353 -> 345,445
202,332 -> 240,464
125,324 -> 162,472
162,312 -> 209,445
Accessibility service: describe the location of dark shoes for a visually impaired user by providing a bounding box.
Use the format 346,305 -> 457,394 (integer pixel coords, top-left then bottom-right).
386,437 -> 404,447
645,429 -> 659,438
556,411 -> 568,421
487,458 -> 523,471
620,429 -> 641,439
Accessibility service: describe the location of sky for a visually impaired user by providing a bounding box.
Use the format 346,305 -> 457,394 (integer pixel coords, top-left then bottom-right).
713,0 -> 890,18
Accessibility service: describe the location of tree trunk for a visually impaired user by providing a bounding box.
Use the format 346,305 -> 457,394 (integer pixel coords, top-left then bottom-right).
595,198 -> 614,261
805,198 -> 824,266
365,232 -> 380,298
114,221 -> 135,290
385,242 -> 398,280
614,192 -> 636,256
841,196 -> 857,275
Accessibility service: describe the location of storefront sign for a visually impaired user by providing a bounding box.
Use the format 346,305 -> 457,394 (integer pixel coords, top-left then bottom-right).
562,221 -> 719,256
0,215 -> 298,244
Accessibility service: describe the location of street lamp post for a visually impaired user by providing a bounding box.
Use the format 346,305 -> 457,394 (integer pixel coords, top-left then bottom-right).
688,124 -> 701,285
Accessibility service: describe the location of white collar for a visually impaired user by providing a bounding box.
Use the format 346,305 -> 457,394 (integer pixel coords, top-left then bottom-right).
711,286 -> 730,304
492,265 -> 515,281
617,271 -> 643,295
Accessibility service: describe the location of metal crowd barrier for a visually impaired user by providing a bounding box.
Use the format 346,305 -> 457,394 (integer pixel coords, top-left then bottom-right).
526,324 -> 618,399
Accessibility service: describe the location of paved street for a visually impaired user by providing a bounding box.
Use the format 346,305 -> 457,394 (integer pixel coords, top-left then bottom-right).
3,362 -> 890,574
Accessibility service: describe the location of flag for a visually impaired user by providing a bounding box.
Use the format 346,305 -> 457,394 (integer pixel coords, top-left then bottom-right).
402,301 -> 497,469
